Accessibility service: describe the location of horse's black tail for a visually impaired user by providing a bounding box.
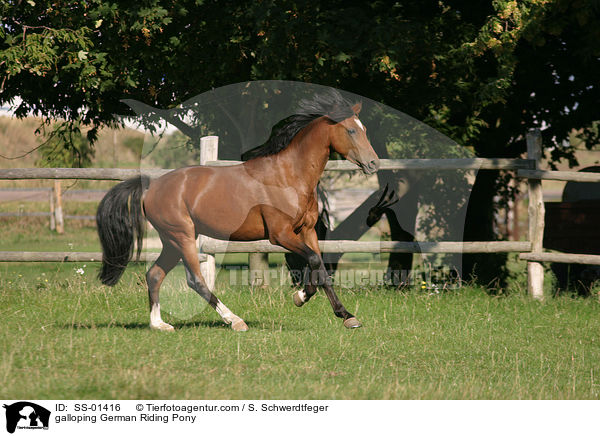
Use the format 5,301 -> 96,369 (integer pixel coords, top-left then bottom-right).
96,176 -> 149,286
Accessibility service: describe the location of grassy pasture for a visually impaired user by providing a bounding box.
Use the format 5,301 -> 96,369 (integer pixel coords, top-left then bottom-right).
1,259 -> 600,400
1,211 -> 600,400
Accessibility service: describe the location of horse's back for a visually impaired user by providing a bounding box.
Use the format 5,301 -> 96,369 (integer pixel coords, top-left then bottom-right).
143,164 -> 270,240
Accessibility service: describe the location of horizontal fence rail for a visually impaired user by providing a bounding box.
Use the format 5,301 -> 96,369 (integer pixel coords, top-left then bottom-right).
200,240 -> 532,254
0,158 -> 535,180
0,242 -> 529,262
519,252 -> 600,266
0,168 -> 167,180
518,169 -> 600,183
208,158 -> 535,171
0,212 -> 95,220
0,211 -> 53,218
0,251 -> 207,262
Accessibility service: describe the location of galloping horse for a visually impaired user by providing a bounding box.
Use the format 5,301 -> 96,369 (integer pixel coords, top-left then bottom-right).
96,90 -> 380,331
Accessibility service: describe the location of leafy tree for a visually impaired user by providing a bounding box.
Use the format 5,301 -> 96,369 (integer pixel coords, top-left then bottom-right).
448,0 -> 600,283
36,121 -> 94,167
0,0 -> 536,140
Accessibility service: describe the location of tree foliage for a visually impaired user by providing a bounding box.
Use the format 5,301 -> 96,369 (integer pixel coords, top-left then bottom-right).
2,1 -> 597,154
36,121 -> 94,167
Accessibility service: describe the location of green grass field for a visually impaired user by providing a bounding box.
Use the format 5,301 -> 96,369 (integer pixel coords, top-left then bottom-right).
1,212 -> 600,399
1,264 -> 600,399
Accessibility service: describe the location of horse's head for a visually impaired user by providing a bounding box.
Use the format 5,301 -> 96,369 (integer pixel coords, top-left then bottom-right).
329,102 -> 380,175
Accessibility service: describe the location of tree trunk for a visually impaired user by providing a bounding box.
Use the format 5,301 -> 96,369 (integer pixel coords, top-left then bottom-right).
462,170 -> 507,287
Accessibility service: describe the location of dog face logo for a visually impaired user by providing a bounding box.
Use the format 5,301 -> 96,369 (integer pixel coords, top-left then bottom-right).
3,402 -> 50,433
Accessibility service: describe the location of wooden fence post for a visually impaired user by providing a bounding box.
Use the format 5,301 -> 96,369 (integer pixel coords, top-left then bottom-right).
249,252 -> 270,286
198,136 -> 218,291
54,180 -> 64,234
512,193 -> 519,241
49,187 -> 56,230
526,129 -> 545,300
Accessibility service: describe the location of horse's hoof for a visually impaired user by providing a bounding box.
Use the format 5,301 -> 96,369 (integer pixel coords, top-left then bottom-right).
232,319 -> 249,332
150,322 -> 175,332
292,291 -> 305,307
343,317 -> 362,329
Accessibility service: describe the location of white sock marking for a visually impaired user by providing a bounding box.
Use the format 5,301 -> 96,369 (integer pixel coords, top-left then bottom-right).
215,299 -> 239,324
297,289 -> 307,303
150,303 -> 163,326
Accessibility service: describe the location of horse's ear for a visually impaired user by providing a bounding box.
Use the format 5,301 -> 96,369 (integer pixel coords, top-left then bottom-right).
352,102 -> 362,115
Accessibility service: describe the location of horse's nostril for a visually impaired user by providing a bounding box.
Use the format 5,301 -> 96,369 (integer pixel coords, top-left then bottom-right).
369,159 -> 380,171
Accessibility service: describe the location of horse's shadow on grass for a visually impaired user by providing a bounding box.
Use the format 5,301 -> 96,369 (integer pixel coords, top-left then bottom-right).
61,320 -> 239,330
59,319 -> 302,331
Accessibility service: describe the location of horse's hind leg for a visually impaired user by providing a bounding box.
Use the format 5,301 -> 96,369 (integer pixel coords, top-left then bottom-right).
146,244 -> 180,331
180,242 -> 248,332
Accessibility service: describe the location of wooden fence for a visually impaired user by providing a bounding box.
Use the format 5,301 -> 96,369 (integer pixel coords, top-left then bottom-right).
0,186 -> 102,232
2,132 -> 600,298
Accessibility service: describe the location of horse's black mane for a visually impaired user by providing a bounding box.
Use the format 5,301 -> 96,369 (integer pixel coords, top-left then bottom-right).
242,89 -> 356,160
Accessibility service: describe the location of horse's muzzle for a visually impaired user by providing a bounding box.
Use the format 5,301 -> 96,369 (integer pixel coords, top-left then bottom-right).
362,159 -> 380,175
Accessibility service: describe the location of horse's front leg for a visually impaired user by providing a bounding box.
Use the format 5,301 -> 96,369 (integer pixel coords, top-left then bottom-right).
292,281 -> 317,307
273,226 -> 361,329
291,227 -> 320,307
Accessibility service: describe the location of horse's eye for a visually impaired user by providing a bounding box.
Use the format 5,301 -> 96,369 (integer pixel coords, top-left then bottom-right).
347,129 -> 356,135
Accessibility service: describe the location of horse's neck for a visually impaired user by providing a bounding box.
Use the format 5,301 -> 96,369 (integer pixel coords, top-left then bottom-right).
243,119 -> 330,198
283,120 -> 330,192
